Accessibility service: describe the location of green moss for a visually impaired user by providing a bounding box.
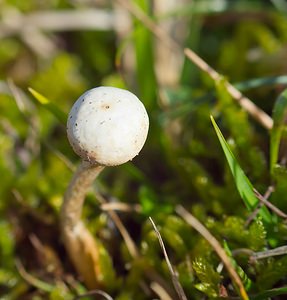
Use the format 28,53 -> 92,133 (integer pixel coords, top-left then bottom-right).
1,1 -> 287,299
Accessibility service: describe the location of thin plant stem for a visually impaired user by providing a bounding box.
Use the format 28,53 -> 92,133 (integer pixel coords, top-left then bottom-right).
96,193 -> 177,299
62,164 -> 175,296
176,205 -> 249,300
149,217 -> 188,300
100,202 -> 141,213
253,188 -> 287,219
74,289 -> 114,300
232,248 -> 255,258
232,246 -> 287,261
117,0 -> 273,130
60,160 -> 104,289
184,48 -> 273,130
95,191 -> 140,259
254,189 -> 287,219
150,282 -> 173,300
245,186 -> 274,226
15,259 -> 54,292
251,245 -> 287,261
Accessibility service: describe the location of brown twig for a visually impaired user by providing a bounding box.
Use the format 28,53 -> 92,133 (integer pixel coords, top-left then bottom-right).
100,201 -> 141,213
184,49 -> 273,130
232,248 -> 255,258
230,245 -> 287,263
245,186 -> 275,226
175,205 -> 249,300
253,188 -> 287,219
74,290 -> 114,300
149,217 -> 188,300
250,245 -> 287,261
116,0 -> 273,130
150,282 -> 173,300
95,193 -> 176,299
116,0 -> 180,51
95,192 -> 139,259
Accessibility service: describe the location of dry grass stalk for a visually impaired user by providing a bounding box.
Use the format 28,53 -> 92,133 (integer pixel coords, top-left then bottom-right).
176,205 -> 249,300
74,289 -> 114,300
117,0 -> 273,130
149,217 -> 188,300
95,192 -> 140,259
96,193 -> 177,298
253,188 -> 287,219
184,49 -> 273,130
251,245 -> 287,261
245,186 -> 274,226
150,282 -> 174,300
100,201 -> 141,213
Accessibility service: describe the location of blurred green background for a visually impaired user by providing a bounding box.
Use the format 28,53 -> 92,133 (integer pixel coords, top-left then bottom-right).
1,0 -> 287,299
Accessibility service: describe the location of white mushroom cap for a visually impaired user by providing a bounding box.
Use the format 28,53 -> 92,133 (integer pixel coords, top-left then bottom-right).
67,86 -> 149,166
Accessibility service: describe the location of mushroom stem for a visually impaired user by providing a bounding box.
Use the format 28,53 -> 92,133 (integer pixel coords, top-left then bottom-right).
61,161 -> 104,230
60,160 -> 105,288
62,86 -> 149,288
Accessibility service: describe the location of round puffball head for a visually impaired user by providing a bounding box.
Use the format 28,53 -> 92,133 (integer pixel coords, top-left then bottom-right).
67,87 -> 149,166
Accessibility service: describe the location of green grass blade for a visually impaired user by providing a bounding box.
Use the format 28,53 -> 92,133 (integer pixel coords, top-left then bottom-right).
163,76 -> 287,121
223,240 -> 252,290
251,286 -> 287,300
133,0 -> 157,110
210,116 -> 272,223
234,75 -> 287,91
28,87 -> 67,124
270,88 -> 287,175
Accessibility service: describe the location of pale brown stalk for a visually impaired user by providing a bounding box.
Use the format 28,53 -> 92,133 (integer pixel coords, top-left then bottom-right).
60,161 -> 104,288
95,191 -> 139,259
149,217 -> 188,300
253,188 -> 287,219
117,0 -> 273,130
176,205 -> 249,300
95,193 -> 177,299
184,49 -> 273,130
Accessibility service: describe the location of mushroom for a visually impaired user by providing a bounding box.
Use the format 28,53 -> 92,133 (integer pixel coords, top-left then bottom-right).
61,86 -> 149,288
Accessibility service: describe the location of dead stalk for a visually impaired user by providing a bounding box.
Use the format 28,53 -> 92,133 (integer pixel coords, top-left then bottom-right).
176,205 -> 249,300
149,217 -> 188,300
117,0 -> 273,130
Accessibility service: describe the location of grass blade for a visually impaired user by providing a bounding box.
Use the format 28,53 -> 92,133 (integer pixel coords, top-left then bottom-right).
234,75 -> 287,91
210,116 -> 272,223
270,88 -> 287,175
251,286 -> 287,300
133,0 -> 157,110
28,87 -> 67,124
